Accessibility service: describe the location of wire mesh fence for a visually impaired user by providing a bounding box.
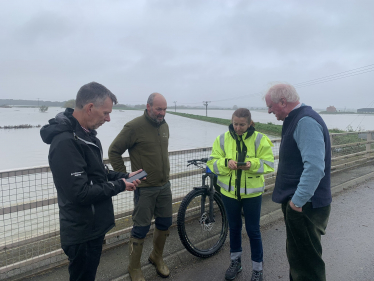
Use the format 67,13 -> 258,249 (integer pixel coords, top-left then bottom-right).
0,131 -> 373,279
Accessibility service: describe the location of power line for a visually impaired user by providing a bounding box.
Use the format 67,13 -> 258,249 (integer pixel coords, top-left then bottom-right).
294,64 -> 374,87
345,98 -> 374,131
295,68 -> 374,89
123,64 -> 374,107
179,63 -> 374,105
203,101 -> 211,116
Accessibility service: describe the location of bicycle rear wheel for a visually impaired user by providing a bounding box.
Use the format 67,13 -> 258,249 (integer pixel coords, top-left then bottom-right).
177,188 -> 228,258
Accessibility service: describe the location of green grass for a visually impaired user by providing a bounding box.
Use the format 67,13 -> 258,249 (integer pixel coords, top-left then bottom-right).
167,112 -> 365,142
319,111 -> 356,114
167,111 -> 283,136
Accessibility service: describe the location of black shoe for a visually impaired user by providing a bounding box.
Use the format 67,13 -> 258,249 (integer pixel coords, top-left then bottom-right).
225,257 -> 242,280
251,270 -> 263,281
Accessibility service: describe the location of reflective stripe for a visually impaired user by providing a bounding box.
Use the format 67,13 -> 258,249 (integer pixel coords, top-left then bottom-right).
217,179 -> 230,191
263,160 -> 274,168
256,159 -> 275,174
240,184 -> 264,194
219,133 -> 225,152
254,133 -> 263,155
208,156 -> 214,161
219,178 -> 264,195
213,160 -> 220,175
257,159 -> 264,173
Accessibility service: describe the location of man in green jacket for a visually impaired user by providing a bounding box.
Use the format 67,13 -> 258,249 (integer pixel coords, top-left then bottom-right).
108,93 -> 171,281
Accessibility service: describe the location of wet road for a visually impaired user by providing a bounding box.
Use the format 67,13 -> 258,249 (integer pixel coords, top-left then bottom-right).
153,179 -> 374,281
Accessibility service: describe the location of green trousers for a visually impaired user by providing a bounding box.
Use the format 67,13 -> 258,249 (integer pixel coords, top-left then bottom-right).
281,201 -> 331,281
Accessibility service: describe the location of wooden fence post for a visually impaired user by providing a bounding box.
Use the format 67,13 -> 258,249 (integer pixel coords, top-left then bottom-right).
366,131 -> 372,158
330,134 -> 333,158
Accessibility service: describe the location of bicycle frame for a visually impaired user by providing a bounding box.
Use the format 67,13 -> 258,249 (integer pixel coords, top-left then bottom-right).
178,158 -> 229,258
194,172 -> 216,224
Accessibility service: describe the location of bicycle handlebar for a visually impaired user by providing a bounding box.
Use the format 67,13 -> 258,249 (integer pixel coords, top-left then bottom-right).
187,158 -> 208,164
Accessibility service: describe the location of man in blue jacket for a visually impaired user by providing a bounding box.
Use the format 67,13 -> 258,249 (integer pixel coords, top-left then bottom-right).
41,82 -> 142,281
265,84 -> 331,281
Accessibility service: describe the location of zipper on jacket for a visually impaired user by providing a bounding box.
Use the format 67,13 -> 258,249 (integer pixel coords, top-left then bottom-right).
235,137 -> 242,201
73,132 -> 104,163
157,126 -> 167,183
228,174 -> 232,192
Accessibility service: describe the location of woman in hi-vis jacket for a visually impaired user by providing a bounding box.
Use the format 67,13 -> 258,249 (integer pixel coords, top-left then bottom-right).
207,108 -> 274,281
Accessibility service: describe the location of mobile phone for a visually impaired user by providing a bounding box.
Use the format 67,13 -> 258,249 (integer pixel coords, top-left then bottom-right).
236,162 -> 247,166
126,171 -> 147,182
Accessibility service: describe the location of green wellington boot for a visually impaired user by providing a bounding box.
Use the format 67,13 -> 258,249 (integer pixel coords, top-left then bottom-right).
148,229 -> 170,278
128,237 -> 145,281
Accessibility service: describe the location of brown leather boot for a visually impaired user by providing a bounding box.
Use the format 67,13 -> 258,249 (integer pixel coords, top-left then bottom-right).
128,237 -> 145,281
148,228 -> 170,278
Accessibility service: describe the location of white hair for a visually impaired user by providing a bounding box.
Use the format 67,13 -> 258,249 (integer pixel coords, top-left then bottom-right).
266,83 -> 300,103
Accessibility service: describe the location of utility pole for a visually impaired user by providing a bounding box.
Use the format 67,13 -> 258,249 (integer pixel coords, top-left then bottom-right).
174,101 -> 177,112
203,101 -> 211,117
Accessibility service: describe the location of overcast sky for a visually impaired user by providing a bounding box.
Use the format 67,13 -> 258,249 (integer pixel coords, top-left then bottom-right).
0,0 -> 373,109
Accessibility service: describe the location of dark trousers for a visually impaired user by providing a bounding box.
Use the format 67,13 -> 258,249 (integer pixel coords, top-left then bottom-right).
131,182 -> 173,239
221,194 -> 263,262
62,235 -> 105,281
281,201 -> 331,281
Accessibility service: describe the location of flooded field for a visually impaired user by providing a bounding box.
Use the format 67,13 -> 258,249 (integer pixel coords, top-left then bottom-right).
1,107 -> 373,171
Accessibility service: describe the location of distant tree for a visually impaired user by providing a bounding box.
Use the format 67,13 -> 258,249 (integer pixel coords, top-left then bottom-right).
113,103 -> 130,110
39,105 -> 48,112
233,105 -> 238,110
134,104 -> 147,109
63,99 -> 76,108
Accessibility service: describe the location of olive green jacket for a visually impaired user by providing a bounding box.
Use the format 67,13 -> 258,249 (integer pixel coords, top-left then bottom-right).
108,110 -> 170,187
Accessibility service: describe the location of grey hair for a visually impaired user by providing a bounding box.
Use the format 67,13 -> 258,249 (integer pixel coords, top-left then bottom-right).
147,92 -> 161,106
266,84 -> 300,103
75,82 -> 118,109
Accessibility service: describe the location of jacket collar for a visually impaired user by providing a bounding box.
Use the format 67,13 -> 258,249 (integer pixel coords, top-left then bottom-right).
229,124 -> 255,140
286,103 -> 309,121
144,109 -> 166,127
64,108 -> 98,138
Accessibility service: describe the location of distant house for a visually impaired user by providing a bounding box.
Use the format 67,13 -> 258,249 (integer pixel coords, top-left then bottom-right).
357,108 -> 374,113
326,106 -> 337,112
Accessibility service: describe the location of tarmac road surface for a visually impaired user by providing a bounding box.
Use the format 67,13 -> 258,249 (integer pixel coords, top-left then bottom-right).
151,179 -> 374,281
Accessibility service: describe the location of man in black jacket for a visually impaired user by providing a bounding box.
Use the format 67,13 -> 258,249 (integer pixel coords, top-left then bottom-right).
40,82 -> 143,281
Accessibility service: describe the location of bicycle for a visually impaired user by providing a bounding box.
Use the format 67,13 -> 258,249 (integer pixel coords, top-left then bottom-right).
177,158 -> 229,258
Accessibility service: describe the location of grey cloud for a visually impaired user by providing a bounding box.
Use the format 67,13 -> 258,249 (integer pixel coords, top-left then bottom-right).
0,0 -> 373,110
15,11 -> 73,45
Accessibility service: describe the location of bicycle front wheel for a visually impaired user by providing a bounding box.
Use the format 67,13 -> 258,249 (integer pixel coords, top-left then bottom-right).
177,188 -> 228,258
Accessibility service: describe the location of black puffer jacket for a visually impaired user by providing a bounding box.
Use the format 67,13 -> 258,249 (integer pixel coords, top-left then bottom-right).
40,108 -> 128,246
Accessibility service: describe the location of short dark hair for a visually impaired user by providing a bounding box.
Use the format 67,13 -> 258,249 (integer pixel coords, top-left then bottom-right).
232,108 -> 254,126
147,92 -> 161,106
75,82 -> 118,109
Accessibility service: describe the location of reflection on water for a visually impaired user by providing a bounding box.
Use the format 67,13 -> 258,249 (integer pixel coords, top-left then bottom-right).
1,107 -> 373,171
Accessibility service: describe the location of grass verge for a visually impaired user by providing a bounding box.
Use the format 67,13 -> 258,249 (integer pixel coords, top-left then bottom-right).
168,111 -> 283,136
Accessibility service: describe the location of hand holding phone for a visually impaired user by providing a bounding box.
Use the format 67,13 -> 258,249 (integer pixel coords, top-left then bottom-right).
238,161 -> 251,170
126,170 -> 147,182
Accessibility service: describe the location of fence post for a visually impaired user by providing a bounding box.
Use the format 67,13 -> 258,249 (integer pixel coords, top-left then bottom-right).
330,134 -> 333,158
367,131 -> 372,158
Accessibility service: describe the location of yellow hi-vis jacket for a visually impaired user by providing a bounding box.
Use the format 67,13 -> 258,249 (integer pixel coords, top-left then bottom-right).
207,128 -> 274,199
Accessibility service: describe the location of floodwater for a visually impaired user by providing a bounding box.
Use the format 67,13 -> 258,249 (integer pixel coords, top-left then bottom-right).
0,108 -> 229,171
177,109 -> 374,132
0,106 -> 372,247
1,107 -> 373,171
